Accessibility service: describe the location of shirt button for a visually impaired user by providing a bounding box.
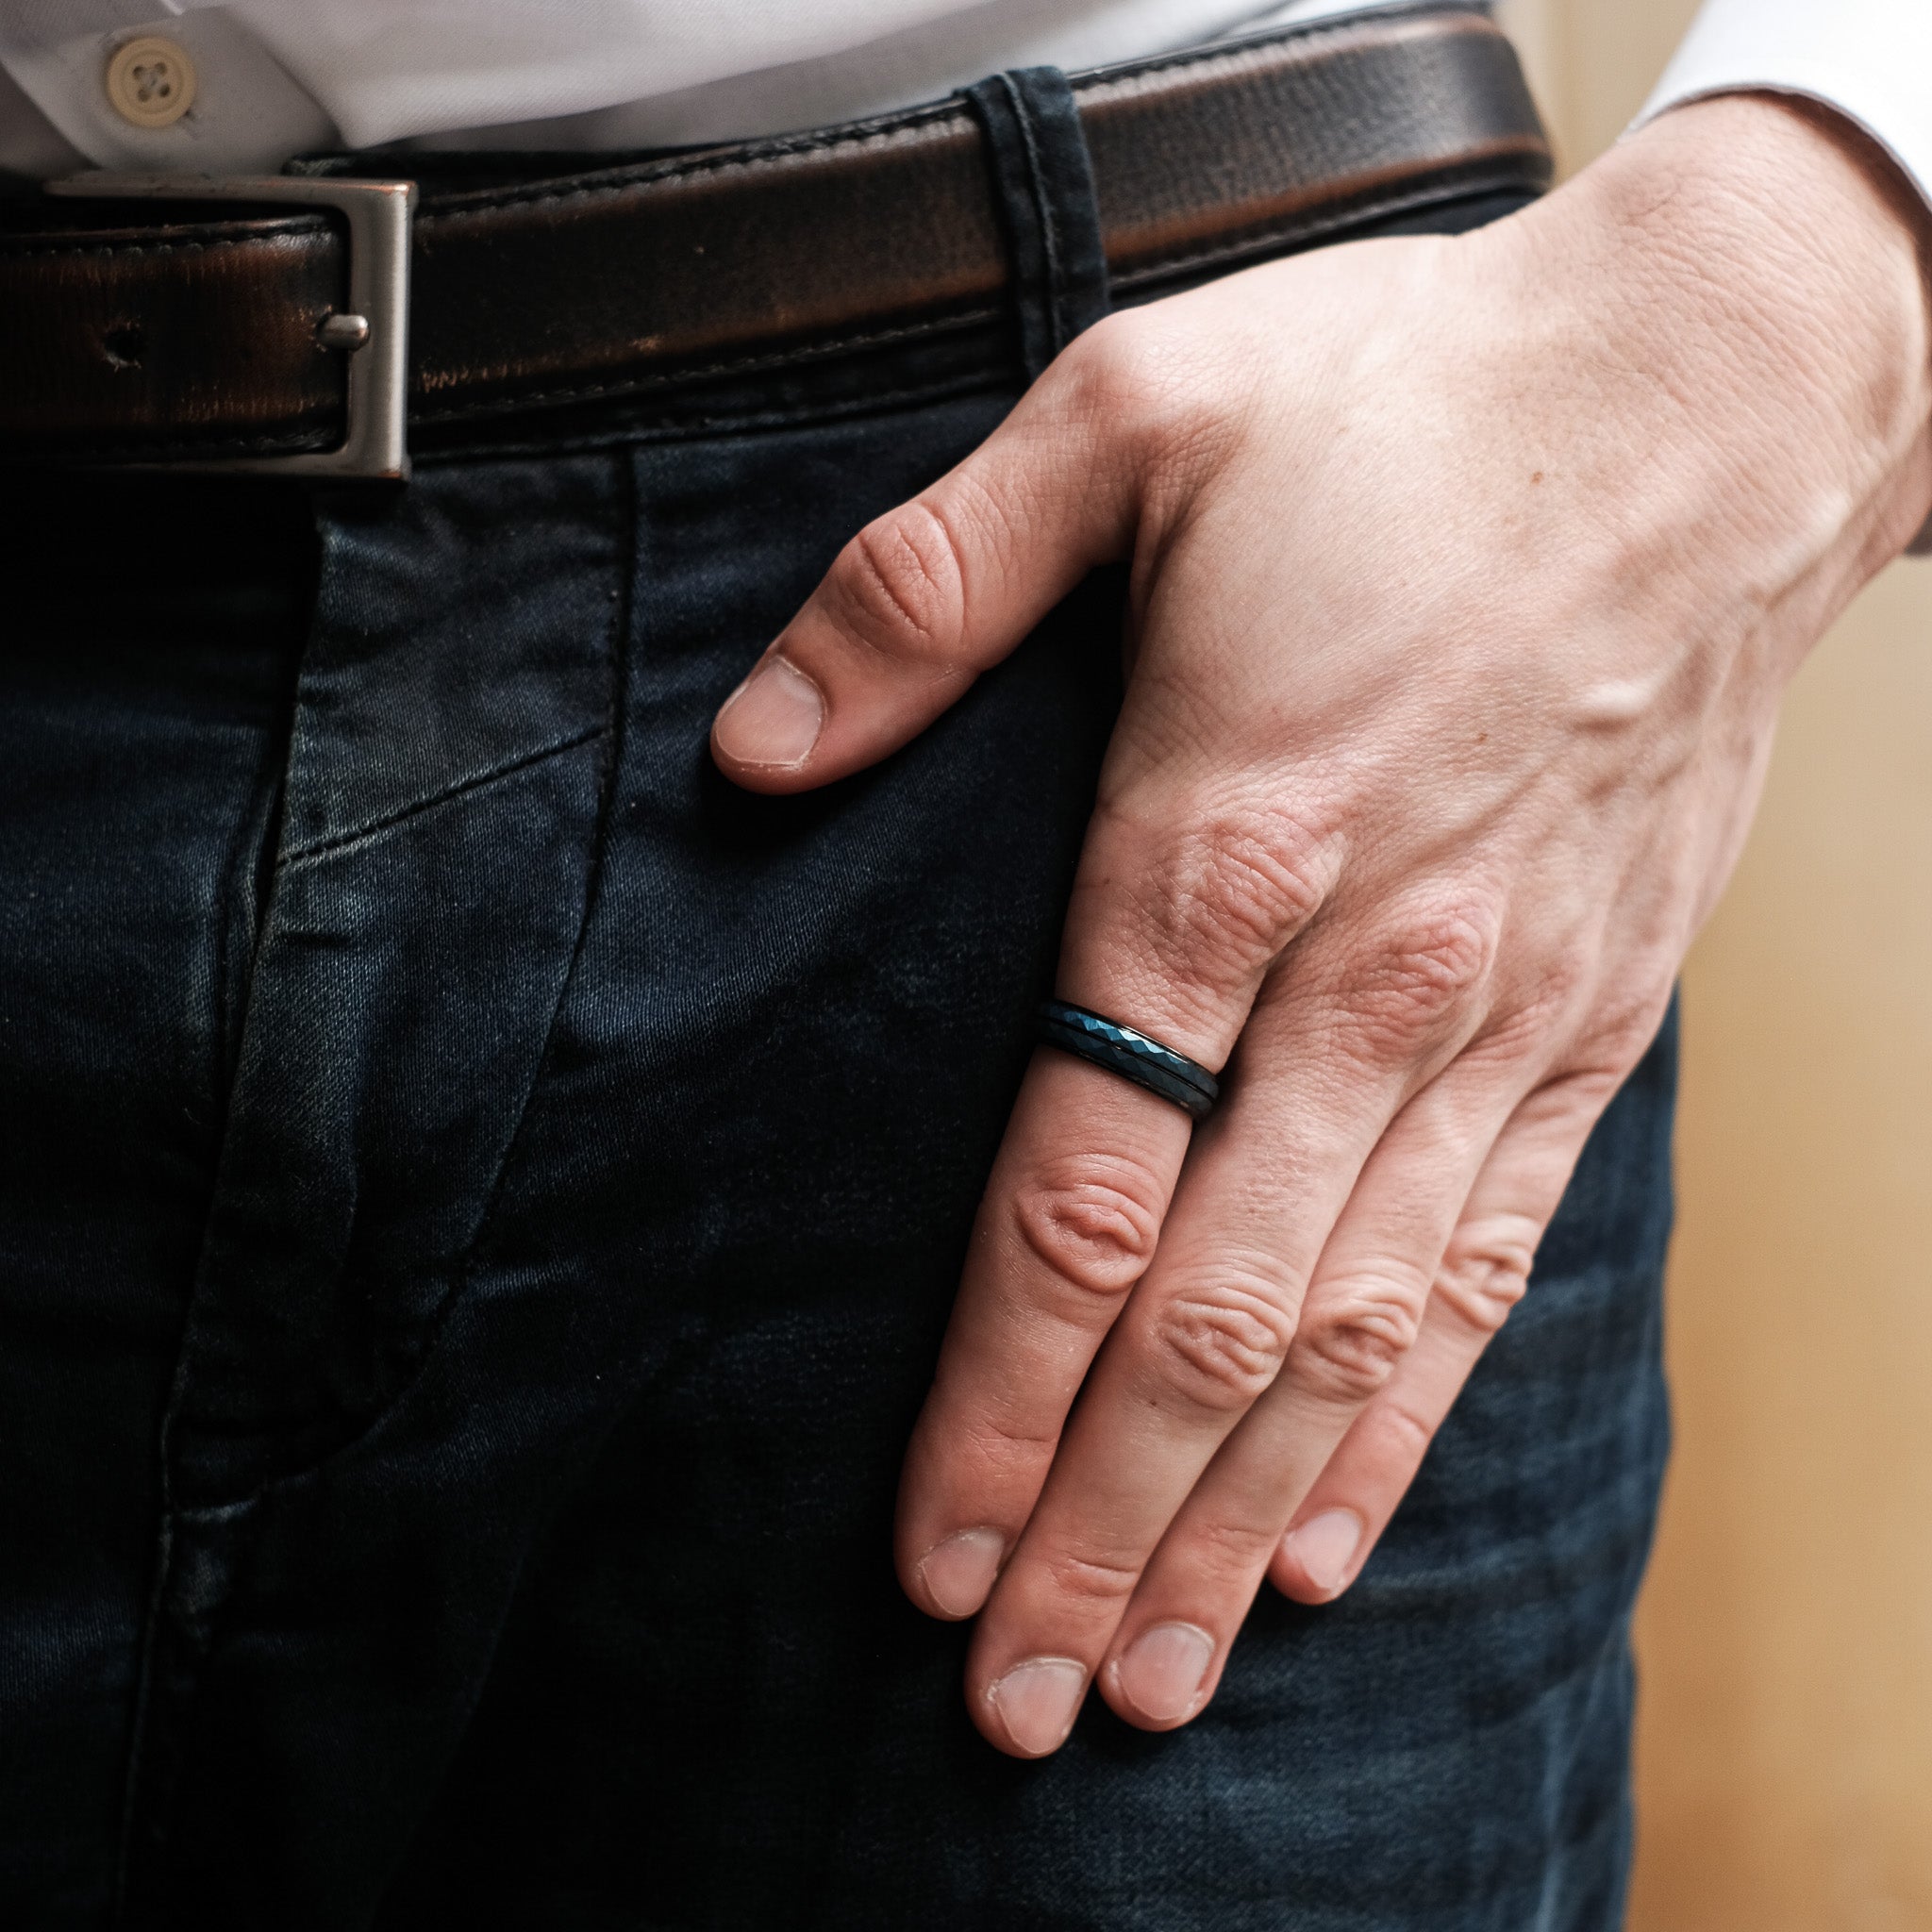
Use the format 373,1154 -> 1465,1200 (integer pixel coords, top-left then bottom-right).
105,36 -> 197,129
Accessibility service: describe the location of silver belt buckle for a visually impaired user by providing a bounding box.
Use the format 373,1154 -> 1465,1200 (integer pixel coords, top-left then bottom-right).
45,172 -> 417,481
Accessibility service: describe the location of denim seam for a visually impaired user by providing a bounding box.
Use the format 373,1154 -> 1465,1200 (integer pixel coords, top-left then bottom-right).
286,457 -> 646,1797
416,457 -> 636,1361
108,716 -> 304,1924
277,723 -> 609,868
109,1505 -> 171,1924
200,474 -> 630,1493
185,471 -> 635,1513
107,466 -> 634,1923
1000,73 -> 1066,362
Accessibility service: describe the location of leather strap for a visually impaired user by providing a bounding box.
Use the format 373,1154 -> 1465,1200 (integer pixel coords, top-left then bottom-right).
0,4 -> 1548,462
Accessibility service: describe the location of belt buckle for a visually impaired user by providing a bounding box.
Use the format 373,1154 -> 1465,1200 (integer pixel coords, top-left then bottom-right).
44,172 -> 417,481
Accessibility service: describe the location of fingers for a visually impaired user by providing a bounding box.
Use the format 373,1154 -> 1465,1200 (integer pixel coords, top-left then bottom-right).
1084,1073 -> 1605,1741
1266,1074 -> 1607,1607
709,333 -> 1140,792
947,952 -> 1495,1757
894,804 -> 1352,1638
1092,1062 -> 1521,1728
964,1044 -> 1504,1749
1265,1281 -> 1512,1604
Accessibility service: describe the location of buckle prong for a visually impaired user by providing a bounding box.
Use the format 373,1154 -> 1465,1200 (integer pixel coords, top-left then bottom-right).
317,311 -> 372,352
45,171 -> 416,481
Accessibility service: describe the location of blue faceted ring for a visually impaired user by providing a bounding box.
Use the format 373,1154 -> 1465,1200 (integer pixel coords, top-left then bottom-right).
1034,1000 -> 1220,1121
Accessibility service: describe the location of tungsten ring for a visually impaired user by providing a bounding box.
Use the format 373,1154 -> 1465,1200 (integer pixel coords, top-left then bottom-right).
1034,1000 -> 1221,1121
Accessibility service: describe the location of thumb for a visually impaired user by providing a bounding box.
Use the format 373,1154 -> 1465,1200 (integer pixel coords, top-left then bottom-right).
710,358 -> 1139,793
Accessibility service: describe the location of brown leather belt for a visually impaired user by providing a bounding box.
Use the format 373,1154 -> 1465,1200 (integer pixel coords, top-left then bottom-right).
0,3 -> 1547,474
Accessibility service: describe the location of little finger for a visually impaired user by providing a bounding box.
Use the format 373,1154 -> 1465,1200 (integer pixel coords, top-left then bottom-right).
1270,1072 -> 1617,1606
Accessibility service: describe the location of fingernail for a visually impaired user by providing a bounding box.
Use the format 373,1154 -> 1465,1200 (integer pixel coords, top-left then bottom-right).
713,654 -> 824,768
987,1657 -> 1087,1757
1114,1622 -> 1215,1724
917,1527 -> 1005,1619
1283,1508 -> 1364,1595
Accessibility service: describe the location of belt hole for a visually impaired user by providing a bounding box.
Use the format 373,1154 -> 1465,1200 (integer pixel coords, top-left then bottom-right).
102,323 -> 147,372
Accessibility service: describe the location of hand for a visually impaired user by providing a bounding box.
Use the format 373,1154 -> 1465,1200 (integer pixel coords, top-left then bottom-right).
711,94 -> 1932,1757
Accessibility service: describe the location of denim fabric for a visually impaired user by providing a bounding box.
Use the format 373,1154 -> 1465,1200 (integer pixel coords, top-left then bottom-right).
0,121 -> 1669,1932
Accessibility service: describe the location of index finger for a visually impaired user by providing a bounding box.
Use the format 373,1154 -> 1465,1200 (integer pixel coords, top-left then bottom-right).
893,796 -> 1333,1620
894,1045 -> 1191,1619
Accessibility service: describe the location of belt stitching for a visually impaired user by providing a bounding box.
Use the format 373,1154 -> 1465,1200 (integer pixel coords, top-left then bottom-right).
0,8 -> 1511,255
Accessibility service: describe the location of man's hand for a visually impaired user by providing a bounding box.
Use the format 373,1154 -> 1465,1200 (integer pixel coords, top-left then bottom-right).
710,94 -> 1932,1757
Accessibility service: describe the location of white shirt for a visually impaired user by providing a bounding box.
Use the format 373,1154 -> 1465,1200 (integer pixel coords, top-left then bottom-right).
0,0 -> 1926,218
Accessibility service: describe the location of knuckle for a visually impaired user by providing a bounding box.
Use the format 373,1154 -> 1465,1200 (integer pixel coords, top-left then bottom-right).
1581,986 -> 1673,1072
949,1412 -> 1060,1490
1293,1267 -> 1429,1404
1042,1544 -> 1142,1610
1432,1212 -> 1538,1337
1190,1514 -> 1288,1583
1373,1391 -> 1437,1461
1146,1270 -> 1298,1414
1124,798 -> 1338,998
830,502 -> 967,660
1340,903 -> 1499,1065
1010,1155 -> 1165,1305
1471,962 -> 1588,1066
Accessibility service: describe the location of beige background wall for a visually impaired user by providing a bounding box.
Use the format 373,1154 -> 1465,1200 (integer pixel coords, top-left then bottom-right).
1491,2 -> 1932,1924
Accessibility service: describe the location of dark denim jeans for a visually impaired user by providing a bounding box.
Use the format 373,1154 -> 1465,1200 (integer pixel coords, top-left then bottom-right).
0,108 -> 1672,1932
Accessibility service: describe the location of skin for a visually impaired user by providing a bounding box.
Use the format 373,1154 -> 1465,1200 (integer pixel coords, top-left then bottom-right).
710,92 -> 1932,1757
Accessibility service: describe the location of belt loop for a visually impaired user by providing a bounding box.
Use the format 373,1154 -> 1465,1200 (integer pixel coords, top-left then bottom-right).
963,66 -> 1111,385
